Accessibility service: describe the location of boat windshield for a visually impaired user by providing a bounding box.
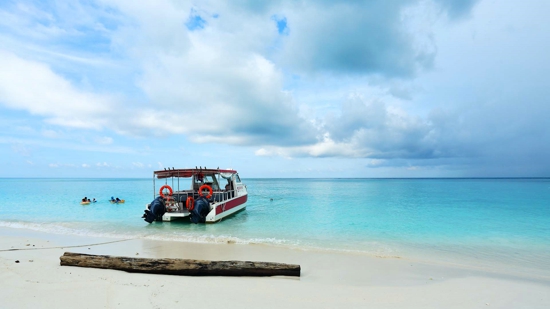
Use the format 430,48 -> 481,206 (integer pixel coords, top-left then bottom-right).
194,174 -> 220,191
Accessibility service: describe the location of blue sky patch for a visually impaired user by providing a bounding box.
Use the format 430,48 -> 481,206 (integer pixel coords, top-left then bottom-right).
185,9 -> 206,31
271,15 -> 289,35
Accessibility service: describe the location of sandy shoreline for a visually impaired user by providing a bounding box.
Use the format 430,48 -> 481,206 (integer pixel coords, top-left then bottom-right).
1,226 -> 549,308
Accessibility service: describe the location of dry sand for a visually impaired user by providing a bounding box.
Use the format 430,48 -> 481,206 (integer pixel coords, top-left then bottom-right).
1,226 -> 549,309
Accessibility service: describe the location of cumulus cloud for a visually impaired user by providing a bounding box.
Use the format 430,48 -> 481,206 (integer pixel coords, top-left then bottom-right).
98,0 -> 467,145
254,95 -> 480,161
0,51 -> 114,130
136,49 -> 318,145
277,1 -> 434,77
9,0 -> 541,177
1,0 -> 470,139
0,1 -> 322,146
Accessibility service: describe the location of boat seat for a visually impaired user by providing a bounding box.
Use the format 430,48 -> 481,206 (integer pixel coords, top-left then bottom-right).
173,193 -> 190,202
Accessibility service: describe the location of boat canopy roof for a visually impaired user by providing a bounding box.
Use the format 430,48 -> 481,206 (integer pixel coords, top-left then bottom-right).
154,168 -> 237,179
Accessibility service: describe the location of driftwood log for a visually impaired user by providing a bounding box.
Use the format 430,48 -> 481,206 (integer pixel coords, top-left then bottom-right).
60,252 -> 300,277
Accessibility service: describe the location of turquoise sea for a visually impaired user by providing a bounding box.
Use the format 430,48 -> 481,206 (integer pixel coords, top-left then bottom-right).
1,178 -> 549,276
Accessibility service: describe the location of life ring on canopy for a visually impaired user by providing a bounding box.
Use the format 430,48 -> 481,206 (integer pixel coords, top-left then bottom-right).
186,196 -> 195,211
159,185 -> 173,199
198,184 -> 213,199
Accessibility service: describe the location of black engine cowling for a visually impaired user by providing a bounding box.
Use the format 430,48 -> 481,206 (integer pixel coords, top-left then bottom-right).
189,196 -> 211,224
142,196 -> 166,223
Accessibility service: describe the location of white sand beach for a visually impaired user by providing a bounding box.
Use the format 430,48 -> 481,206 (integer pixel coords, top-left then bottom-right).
1,226 -> 549,309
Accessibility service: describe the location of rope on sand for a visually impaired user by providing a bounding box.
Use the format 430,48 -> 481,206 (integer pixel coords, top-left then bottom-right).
0,238 -> 133,252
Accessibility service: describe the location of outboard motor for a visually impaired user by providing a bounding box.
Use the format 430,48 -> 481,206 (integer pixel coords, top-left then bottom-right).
142,196 -> 166,223
189,196 -> 211,224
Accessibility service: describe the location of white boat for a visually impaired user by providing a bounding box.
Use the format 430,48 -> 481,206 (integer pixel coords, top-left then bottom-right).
143,167 -> 248,223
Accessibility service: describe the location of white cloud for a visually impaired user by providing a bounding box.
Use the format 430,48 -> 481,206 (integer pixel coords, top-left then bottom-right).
1,0 -> 549,177
255,96 -> 445,160
254,148 -> 271,157
41,129 -> 61,139
0,51 -> 114,130
367,159 -> 386,167
278,1 -> 432,77
11,143 -> 31,156
0,0 -> 462,149
94,136 -> 113,145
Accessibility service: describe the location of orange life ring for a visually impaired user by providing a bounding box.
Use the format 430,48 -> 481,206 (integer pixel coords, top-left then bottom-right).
198,184 -> 213,199
159,185 -> 173,199
186,196 -> 195,211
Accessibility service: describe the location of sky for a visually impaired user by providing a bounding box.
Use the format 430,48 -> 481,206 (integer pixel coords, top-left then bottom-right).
0,0 -> 549,178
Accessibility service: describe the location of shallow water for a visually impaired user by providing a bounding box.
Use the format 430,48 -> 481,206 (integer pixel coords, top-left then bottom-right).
1,178 -> 549,275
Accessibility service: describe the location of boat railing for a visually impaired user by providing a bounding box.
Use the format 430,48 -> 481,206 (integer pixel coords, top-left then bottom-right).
208,190 -> 236,203
165,190 -> 236,213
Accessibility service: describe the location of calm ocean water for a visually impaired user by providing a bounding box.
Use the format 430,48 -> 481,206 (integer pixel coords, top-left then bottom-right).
1,178 -> 549,276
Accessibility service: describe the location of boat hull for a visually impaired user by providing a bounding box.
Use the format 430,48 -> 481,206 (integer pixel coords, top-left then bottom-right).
159,194 -> 247,223
206,194 -> 248,222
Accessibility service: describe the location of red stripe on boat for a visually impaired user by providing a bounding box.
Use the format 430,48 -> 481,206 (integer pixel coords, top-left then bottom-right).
216,195 -> 248,215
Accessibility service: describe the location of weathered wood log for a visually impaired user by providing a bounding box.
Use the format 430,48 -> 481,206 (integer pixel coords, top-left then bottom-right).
60,252 -> 300,277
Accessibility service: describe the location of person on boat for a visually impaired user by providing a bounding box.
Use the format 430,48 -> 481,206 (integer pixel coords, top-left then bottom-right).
115,197 -> 121,203
225,180 -> 232,191
82,197 -> 88,202
225,181 -> 234,198
110,196 -> 116,202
